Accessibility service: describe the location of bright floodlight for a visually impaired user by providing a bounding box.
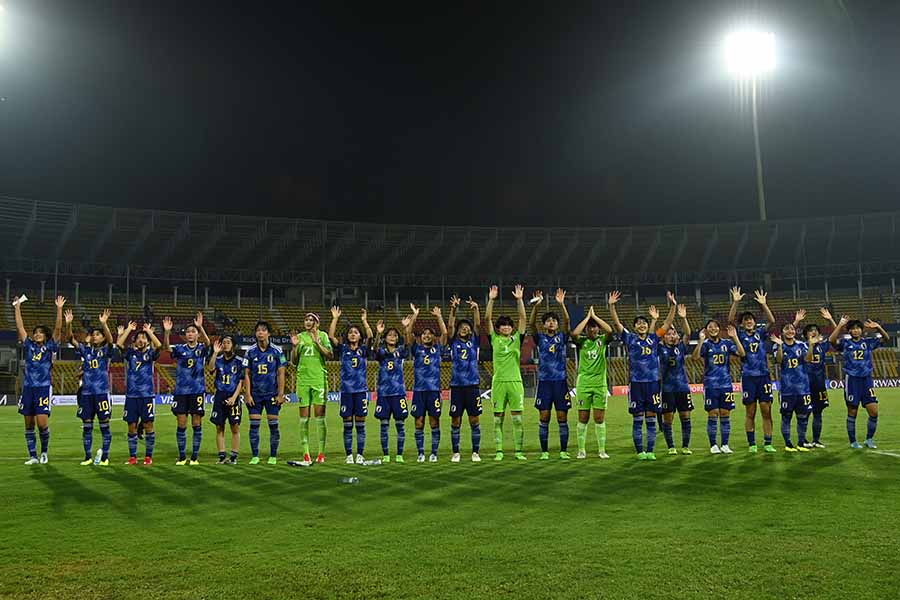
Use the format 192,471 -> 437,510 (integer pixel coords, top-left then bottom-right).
723,30 -> 775,78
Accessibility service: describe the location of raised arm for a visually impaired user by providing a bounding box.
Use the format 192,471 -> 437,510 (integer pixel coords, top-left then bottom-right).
447,295 -> 459,338
373,320 -> 385,349
770,334 -> 784,363
98,309 -> 114,345
328,306 -> 341,345
819,307 -> 838,330
144,323 -> 162,350
678,304 -> 691,340
404,304 -> 420,346
207,339 -> 222,373
485,286 -> 498,336
555,288 -> 571,334
571,309 -> 593,340
311,323 -> 333,359
194,311 -> 211,347
513,285 -> 527,335
162,317 -> 173,353
117,320 -> 137,349
528,290 -> 543,335
692,329 -> 705,359
647,305 -> 660,333
607,290 -> 624,334
469,297 -> 481,337
727,286 -> 744,325
659,291 -> 677,333
792,309 -> 806,329
728,324 -> 746,358
754,289 -> 776,327
865,319 -> 890,342
13,296 -> 27,342
432,306 -> 448,345
53,295 -> 66,342
359,308 -> 374,340
829,315 -> 849,346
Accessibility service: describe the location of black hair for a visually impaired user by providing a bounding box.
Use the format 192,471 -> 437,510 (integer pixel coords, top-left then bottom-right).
32,325 -> 52,339
781,322 -> 795,332
185,323 -> 199,333
705,319 -> 720,329
385,327 -> 401,339
496,315 -> 514,329
542,312 -> 559,324
633,316 -> 649,326
739,311 -> 756,323
135,331 -> 150,343
456,318 -> 473,331
345,325 -> 362,337
802,323 -> 819,338
255,320 -> 270,332
89,327 -> 104,337
422,327 -> 436,336
220,334 -> 236,345
846,319 -> 864,332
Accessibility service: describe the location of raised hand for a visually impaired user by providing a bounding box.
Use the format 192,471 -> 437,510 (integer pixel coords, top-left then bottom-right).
450,294 -> 461,309
194,311 -> 204,328
648,305 -> 659,320
698,328 -> 707,341
794,309 -> 806,322
99,309 -> 111,324
290,330 -> 299,345
555,288 -> 566,304
532,290 -> 544,304
726,325 -> 738,338
753,289 -> 767,306
213,339 -> 223,354
819,307 -> 833,321
607,290 -> 621,305
162,317 -> 173,332
142,322 -> 154,334
588,305 -> 596,317
409,303 -> 420,317
839,315 -> 850,327
512,284 -> 524,300
331,305 -> 341,319
864,319 -> 879,329
677,304 -> 687,319
401,315 -> 412,329
431,306 -> 442,317
127,320 -> 138,331
730,286 -> 744,302
769,334 -> 783,345
376,320 -> 385,334
116,325 -> 125,336
466,297 -> 479,309
54,295 -> 66,308
64,309 -> 74,324
360,308 -> 368,321
666,291 -> 676,305
488,286 -> 499,300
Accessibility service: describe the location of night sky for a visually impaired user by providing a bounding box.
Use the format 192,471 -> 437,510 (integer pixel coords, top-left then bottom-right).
1,0 -> 899,226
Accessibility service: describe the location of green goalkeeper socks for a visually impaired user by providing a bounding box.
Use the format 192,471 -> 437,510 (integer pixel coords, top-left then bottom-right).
299,416 -> 310,455
577,422 -> 588,453
511,414 -> 524,452
493,415 -> 504,451
315,416 -> 327,454
595,422 -> 607,453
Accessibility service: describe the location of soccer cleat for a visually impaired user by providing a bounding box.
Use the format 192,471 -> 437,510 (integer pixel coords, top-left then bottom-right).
383,455 -> 391,463
395,455 -> 405,464
471,452 -> 481,462
680,448 -> 692,455
189,459 -> 200,465
417,454 -> 426,463
355,454 -> 365,464
451,453 -> 461,463
248,456 -> 260,465
228,456 -> 237,465
637,452 -> 648,461
267,457 -> 278,465
720,445 -> 733,454
667,447 -> 678,456
850,442 -> 863,449
24,457 -> 39,465
494,451 -> 504,461
216,457 -> 229,465
127,457 -> 138,465
709,445 -> 721,454
540,452 -> 550,461
143,457 -> 153,466
748,445 -> 758,454
345,455 -> 355,464
98,459 -> 109,466
175,458 -> 188,465
803,441 -> 815,449
40,453 -> 48,465
316,453 -> 326,464
796,446 -> 810,453
784,446 -> 798,453
303,453 -> 312,463
515,452 -> 527,461
764,445 -> 777,453
812,441 -> 826,449
864,439 -> 877,449
598,451 -> 610,459
645,452 -> 657,461
428,454 -> 438,463
576,450 -> 587,459
559,451 -> 571,460
80,458 -> 94,466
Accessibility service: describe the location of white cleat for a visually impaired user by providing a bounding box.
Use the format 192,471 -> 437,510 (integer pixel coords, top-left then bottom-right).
416,454 -> 426,463
39,453 -> 48,465
471,452 -> 482,462
24,457 -> 39,465
576,450 -> 587,459
428,454 -> 438,463
720,445 -> 733,454
710,445 -> 721,454
598,452 -> 610,459
345,455 -> 355,464
812,442 -> 826,449
355,454 -> 365,464
450,453 -> 461,463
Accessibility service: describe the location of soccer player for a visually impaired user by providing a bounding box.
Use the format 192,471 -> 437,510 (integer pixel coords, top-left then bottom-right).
162,312 -> 211,465
770,324 -> 813,452
446,295 -> 483,463
242,320 -> 288,464
66,308 -> 115,465
658,303 -> 694,455
328,306 -> 374,464
693,320 -> 746,454
116,321 -> 162,465
291,312 -> 333,463
14,295 -> 64,465
803,308 -> 837,448
407,304 -> 448,463
373,316 -> 413,463
207,335 -> 245,464
485,284 -> 527,461
571,305 -> 613,459
528,288 -> 573,460
608,290 -> 675,460
829,315 -> 889,449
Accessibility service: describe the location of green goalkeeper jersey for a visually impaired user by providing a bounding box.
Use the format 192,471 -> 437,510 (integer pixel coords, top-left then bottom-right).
491,331 -> 523,383
575,335 -> 608,388
295,330 -> 332,387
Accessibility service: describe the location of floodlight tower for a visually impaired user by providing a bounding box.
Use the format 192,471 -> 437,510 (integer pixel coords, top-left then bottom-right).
724,30 -> 775,222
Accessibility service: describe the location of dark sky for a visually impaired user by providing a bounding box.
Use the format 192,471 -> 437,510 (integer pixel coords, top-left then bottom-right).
1,0 -> 899,226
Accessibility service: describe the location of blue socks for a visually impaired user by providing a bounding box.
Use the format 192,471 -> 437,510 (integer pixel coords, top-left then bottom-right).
661,420 -> 674,449
145,432 -> 156,457
38,427 -> 49,454
191,425 -> 202,460
781,414 -> 793,446
681,417 -> 692,448
176,426 -> 187,459
415,428 -> 425,455
249,420 -> 261,457
867,415 -> 877,440
646,415 -> 657,453
747,430 -> 756,446
268,419 -> 280,457
343,420 -> 354,455
472,424 -> 481,452
431,427 -> 440,455
720,416 -> 730,447
632,415 -> 644,452
539,421 -> 550,452
559,421 -> 569,452
707,417 -> 717,446
380,420 -> 390,455
82,421 -> 94,459
25,429 -> 37,458
812,412 -> 823,442
395,421 -> 406,455
355,421 -> 366,455
847,415 -> 857,443
797,415 -> 809,446
451,426 -> 461,453
128,432 -> 139,458
99,422 -> 112,460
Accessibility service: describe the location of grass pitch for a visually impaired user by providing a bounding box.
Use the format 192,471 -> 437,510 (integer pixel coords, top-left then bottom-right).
2,390 -> 899,599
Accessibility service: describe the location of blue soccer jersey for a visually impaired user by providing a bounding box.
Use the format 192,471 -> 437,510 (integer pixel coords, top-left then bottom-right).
738,325 -> 770,377
123,347 -> 159,397
833,336 -> 881,378
171,342 -> 208,395
77,343 -> 114,395
376,345 -> 408,396
214,354 -> 245,395
659,342 -> 690,393
335,343 -> 369,393
804,340 -> 829,384
777,341 -> 810,396
621,331 -> 660,383
699,338 -> 738,389
23,338 -> 59,388
533,332 -> 568,383
449,337 -> 480,387
411,343 -> 443,392
244,343 -> 287,396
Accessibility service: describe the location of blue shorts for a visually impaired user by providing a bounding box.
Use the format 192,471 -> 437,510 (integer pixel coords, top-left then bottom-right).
375,394 -> 408,420
741,375 -> 774,405
78,392 -> 112,421
661,391 -> 693,414
809,380 -> 829,413
123,396 -> 155,423
449,386 -> 483,417
628,381 -> 661,415
845,375 -> 877,408
340,392 -> 369,418
534,380 -> 572,412
210,391 -> 242,426
780,394 -> 812,416
247,394 -> 280,416
172,393 -> 206,416
704,388 -> 736,411
18,386 -> 51,417
411,390 -> 442,418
